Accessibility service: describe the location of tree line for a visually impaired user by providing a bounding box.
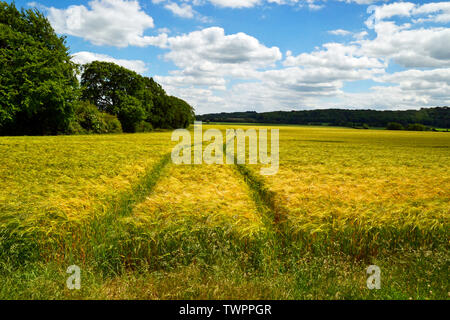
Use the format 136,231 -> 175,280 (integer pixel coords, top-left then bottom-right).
197,107 -> 449,130
0,2 -> 194,136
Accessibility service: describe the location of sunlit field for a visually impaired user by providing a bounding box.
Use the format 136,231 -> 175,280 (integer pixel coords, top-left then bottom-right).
0,125 -> 448,299
0,133 -> 175,258
131,164 -> 264,238
241,125 -> 449,256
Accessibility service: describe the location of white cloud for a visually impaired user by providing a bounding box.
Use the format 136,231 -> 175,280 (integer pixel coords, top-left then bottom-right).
155,27 -> 281,91
38,0 -> 450,113
353,31 -> 368,40
413,2 -> 450,23
166,27 -> 281,67
71,51 -> 148,73
308,3 -> 324,11
204,0 -> 379,9
366,2 -> 416,27
366,1 -> 450,27
151,0 -> 213,21
164,2 -> 195,18
361,2 -> 450,68
208,0 -> 262,8
284,43 -> 385,70
361,23 -> 450,68
328,29 -> 352,36
339,0 -> 386,4
155,28 -> 387,113
184,67 -> 450,113
152,0 -> 376,11
329,29 -> 368,40
46,0 -> 166,47
380,68 -> 450,89
151,27 -> 286,112
152,0 -> 262,11
153,2 -> 450,112
157,27 -> 171,34
337,69 -> 450,109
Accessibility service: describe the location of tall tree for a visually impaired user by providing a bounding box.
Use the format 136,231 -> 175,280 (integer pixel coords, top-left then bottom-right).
81,61 -> 195,131
0,2 -> 78,135
81,61 -> 151,132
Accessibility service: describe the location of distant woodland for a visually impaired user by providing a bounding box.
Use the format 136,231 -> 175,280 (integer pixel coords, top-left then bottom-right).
197,107 -> 450,130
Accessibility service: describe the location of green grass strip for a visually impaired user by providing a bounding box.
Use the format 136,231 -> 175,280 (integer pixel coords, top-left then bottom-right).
111,152 -> 172,217
234,164 -> 291,237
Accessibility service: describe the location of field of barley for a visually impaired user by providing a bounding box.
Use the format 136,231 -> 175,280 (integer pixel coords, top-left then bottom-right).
0,124 -> 448,299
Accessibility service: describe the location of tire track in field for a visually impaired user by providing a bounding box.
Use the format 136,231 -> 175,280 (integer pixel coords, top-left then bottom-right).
99,138 -> 285,233
104,140 -> 203,217
223,138 -> 289,234
94,139 -> 209,221
234,164 -> 289,234
85,138 -> 281,273
70,151 -> 173,270
112,152 -> 172,217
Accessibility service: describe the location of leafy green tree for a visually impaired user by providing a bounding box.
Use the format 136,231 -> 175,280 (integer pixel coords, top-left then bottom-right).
406,123 -> 428,131
81,61 -> 148,113
167,96 -> 195,128
116,94 -> 146,132
386,122 -> 404,130
81,61 -> 151,132
81,61 -> 194,131
0,2 -> 78,135
69,100 -> 122,134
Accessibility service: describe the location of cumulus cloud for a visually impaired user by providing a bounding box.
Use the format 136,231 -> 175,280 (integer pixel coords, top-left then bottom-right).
413,2 -> 450,23
366,2 -> 416,27
328,29 -> 352,36
361,23 -> 450,68
208,0 -> 261,8
155,27 -> 282,91
38,0 -> 450,113
46,0 -> 169,47
362,2 -> 450,68
155,29 -> 387,112
153,0 -> 269,10
182,67 -> 450,113
164,2 -> 195,18
284,43 -> 385,70
72,51 -> 148,73
151,0 -> 386,11
338,0 -> 385,4
366,1 -> 450,26
204,0 -> 375,9
165,27 -> 281,67
152,0 -> 262,16
156,1 -> 212,21
337,69 -> 450,109
157,2 -> 449,113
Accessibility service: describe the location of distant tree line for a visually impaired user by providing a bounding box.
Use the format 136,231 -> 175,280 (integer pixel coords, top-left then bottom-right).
386,122 -> 436,131
0,2 -> 194,136
197,107 -> 450,130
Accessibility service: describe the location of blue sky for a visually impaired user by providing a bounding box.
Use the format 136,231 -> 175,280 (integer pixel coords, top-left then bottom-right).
9,0 -> 450,114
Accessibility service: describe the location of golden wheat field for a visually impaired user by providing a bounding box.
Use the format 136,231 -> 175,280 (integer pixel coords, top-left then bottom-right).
0,125 -> 449,299
0,133 -> 174,228
237,125 -> 450,255
130,164 -> 264,238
